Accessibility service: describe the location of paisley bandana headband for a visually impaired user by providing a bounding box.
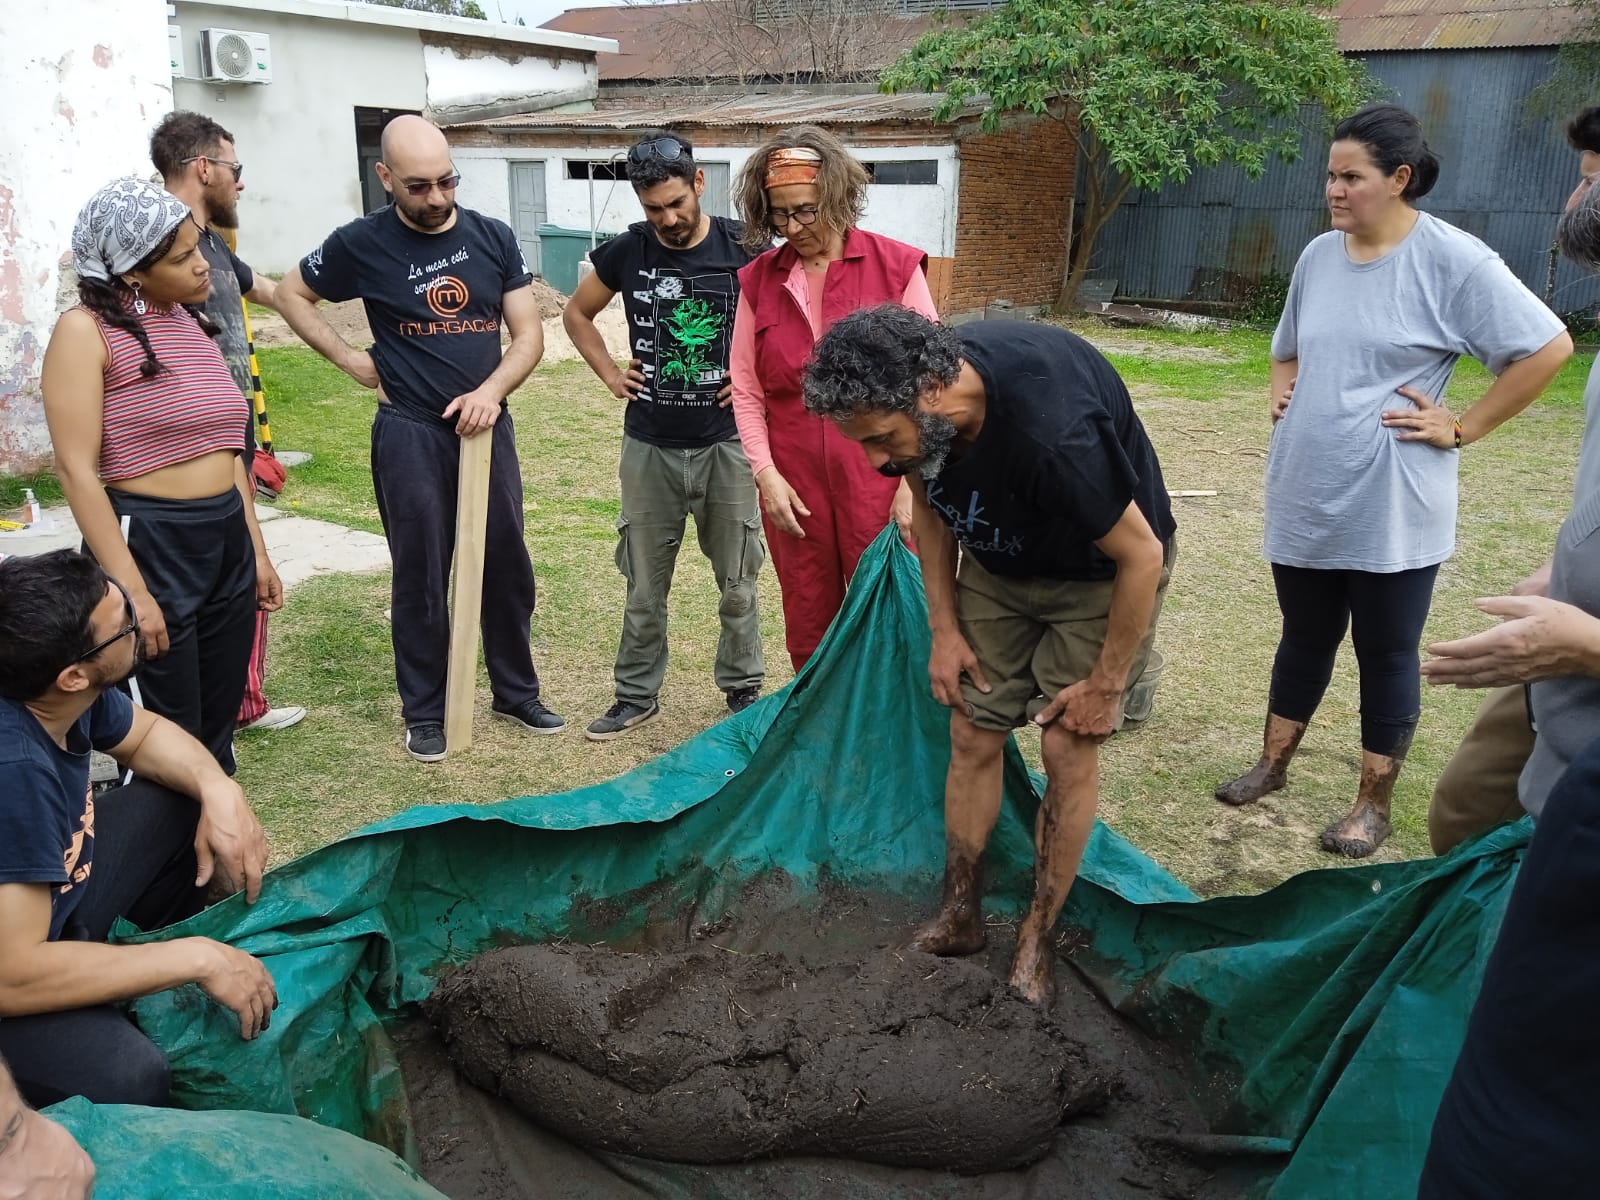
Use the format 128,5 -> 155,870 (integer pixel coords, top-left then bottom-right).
71,177 -> 192,282
764,147 -> 823,189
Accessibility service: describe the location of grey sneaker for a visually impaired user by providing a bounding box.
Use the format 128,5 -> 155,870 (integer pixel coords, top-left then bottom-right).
404,722 -> 447,763
584,699 -> 660,742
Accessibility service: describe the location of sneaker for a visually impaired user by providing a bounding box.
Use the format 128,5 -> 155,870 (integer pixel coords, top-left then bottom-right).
584,699 -> 660,742
239,705 -> 307,732
492,699 -> 568,735
725,686 -> 761,714
405,722 -> 447,763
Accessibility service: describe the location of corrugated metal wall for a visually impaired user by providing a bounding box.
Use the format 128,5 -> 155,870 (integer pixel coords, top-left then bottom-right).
1084,47 -> 1600,317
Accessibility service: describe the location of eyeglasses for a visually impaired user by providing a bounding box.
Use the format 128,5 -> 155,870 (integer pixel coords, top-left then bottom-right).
72,578 -> 139,667
768,205 -> 821,231
400,173 -> 461,197
629,137 -> 689,166
182,155 -> 244,182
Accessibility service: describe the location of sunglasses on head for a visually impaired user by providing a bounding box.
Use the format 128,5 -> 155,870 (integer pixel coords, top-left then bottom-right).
629,137 -> 689,166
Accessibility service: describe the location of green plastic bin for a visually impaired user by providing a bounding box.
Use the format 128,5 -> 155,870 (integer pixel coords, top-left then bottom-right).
536,224 -> 615,295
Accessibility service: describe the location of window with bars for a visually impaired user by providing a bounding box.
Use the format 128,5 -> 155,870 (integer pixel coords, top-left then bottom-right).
864,160 -> 939,186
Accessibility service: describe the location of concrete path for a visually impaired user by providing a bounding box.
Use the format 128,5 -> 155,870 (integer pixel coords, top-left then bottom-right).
0,504 -> 389,590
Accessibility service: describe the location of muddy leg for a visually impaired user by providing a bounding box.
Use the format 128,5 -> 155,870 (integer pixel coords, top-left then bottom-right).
1215,712 -> 1308,806
1321,731 -> 1412,858
1009,724 -> 1099,1007
905,711 -> 1008,956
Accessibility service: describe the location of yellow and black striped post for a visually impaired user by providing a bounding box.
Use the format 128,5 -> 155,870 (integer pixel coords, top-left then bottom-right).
241,298 -> 272,455
220,225 -> 273,456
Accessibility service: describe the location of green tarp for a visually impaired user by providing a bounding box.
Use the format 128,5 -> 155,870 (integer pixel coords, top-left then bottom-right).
54,529 -> 1523,1197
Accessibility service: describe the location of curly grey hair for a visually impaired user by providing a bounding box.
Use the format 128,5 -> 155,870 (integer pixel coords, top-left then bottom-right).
802,305 -> 961,422
1557,176 -> 1600,272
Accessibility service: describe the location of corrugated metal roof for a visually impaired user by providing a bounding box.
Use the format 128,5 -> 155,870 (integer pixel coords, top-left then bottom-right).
543,0 -> 1587,81
1336,0 -> 1586,51
542,2 -> 932,82
450,91 -> 987,132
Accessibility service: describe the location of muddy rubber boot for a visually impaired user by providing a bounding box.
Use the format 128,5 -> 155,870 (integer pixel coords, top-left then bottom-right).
1215,713 -> 1308,807
905,851 -> 987,956
1321,745 -> 1408,859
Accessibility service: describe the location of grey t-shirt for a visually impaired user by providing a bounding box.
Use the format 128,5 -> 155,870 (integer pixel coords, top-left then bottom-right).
1520,352 -> 1600,817
1267,213 -> 1565,572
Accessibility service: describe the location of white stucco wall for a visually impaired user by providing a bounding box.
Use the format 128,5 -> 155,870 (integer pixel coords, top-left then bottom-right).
423,43 -> 597,125
170,4 -> 605,272
450,139 -> 960,263
172,4 -> 428,272
0,0 -> 172,474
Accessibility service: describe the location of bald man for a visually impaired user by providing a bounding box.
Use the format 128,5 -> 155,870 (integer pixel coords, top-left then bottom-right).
276,116 -> 563,761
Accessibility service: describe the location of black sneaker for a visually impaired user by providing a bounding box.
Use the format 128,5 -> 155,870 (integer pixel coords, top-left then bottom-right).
725,686 -> 761,714
584,699 -> 660,742
404,722 -> 447,763
491,699 -> 568,735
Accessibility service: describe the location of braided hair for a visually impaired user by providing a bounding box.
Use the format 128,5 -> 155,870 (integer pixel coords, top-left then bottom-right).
76,224 -> 220,378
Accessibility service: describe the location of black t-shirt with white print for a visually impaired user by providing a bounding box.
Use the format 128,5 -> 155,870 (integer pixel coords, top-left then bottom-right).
298,205 -> 533,427
588,216 -> 752,448
927,321 -> 1175,582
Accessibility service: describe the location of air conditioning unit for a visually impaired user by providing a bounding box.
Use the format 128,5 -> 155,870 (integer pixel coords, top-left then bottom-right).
200,28 -> 271,84
168,25 -> 185,78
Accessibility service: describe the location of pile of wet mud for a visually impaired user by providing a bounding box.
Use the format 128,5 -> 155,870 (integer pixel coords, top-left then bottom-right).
397,873 -> 1273,1199
426,945 -> 1101,1172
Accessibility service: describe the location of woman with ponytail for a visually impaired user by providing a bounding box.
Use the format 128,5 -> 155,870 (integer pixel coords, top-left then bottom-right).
1214,105 -> 1573,857
41,178 -> 282,775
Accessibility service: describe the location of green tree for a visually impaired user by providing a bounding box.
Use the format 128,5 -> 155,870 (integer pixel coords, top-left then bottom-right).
359,0 -> 487,18
883,0 -> 1372,310
1526,0 -> 1598,123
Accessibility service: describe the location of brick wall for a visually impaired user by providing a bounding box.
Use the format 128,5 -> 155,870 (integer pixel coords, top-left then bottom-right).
945,117 -> 1076,318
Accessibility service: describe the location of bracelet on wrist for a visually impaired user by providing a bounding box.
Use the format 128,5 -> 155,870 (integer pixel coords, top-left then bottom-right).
1452,418 -> 1463,450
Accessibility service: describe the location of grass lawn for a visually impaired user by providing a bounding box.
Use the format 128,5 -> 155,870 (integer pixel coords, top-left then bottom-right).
13,325 -> 1590,895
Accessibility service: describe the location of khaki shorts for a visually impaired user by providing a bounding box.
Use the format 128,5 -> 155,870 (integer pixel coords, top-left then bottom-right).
956,536 -> 1175,732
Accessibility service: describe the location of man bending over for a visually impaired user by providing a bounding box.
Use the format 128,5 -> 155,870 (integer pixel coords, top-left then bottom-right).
804,308 -> 1176,1004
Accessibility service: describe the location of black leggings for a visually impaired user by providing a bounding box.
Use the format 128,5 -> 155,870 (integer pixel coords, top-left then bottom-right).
0,780 -> 204,1108
1269,562 -> 1440,757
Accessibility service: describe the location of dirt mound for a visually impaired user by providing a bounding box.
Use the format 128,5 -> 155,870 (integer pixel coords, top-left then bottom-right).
401,874 -> 1267,1199
426,945 -> 1102,1173
250,299 -> 370,350
529,278 -> 567,318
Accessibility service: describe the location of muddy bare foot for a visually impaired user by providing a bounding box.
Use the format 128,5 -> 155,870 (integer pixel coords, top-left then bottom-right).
1214,759 -> 1286,807
1319,801 -> 1391,858
1007,938 -> 1058,1008
904,908 -> 987,956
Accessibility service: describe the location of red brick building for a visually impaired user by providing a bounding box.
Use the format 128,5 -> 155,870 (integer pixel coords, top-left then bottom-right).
448,92 -> 1076,321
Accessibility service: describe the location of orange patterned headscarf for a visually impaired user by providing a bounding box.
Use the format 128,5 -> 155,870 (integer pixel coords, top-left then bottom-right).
764,147 -> 823,189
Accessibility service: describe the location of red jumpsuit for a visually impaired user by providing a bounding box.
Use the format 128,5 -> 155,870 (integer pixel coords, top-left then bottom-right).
734,229 -> 929,671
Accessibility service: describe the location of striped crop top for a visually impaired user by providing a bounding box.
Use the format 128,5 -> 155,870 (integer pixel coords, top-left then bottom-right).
89,303 -> 249,482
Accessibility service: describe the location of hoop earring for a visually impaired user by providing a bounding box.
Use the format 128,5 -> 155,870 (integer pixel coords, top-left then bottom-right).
130,280 -> 147,317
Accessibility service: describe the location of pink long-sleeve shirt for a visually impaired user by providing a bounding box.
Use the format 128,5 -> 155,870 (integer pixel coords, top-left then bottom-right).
730,260 -> 939,477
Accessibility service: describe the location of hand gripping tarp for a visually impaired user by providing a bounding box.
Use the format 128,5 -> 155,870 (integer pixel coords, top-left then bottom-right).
61,528 -> 1523,1198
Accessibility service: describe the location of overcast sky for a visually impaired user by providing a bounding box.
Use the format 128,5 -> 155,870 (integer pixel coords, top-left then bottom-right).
484,0 -> 629,27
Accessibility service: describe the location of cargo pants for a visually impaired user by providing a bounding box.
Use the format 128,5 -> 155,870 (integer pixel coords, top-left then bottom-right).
612,434 -> 765,704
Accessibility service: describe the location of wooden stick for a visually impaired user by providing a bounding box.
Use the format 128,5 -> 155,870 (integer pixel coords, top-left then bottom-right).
444,431 -> 494,752
1168,489 -> 1219,497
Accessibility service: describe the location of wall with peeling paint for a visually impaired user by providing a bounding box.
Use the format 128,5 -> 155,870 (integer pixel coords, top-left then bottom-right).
0,0 -> 172,476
